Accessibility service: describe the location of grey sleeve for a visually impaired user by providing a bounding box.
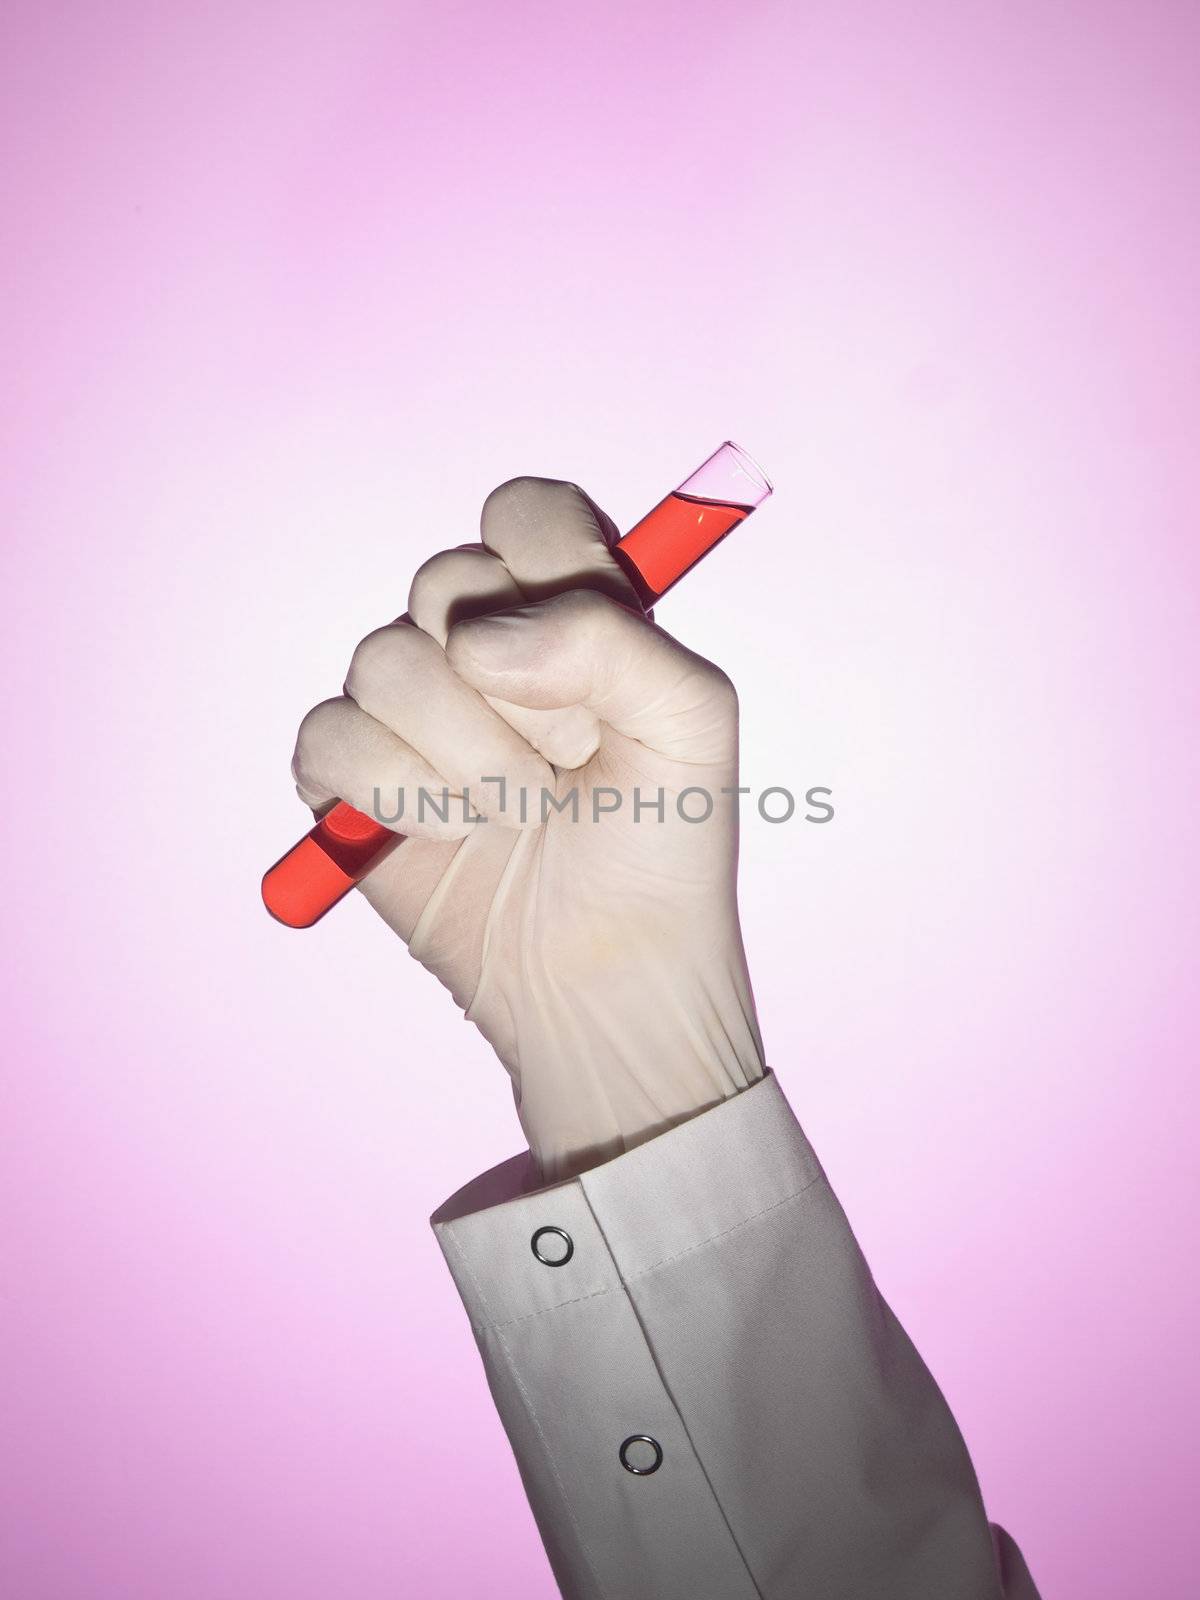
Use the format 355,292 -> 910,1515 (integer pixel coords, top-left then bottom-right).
429,1070 -> 1041,1600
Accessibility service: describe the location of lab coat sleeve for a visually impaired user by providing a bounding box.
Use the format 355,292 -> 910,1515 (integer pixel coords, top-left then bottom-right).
429,1069 -> 1041,1600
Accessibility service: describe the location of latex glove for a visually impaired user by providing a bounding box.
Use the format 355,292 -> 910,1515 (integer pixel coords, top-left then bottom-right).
292,477 -> 765,1182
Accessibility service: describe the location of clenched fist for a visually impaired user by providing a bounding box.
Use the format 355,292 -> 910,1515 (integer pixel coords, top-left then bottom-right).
292,477 -> 764,1181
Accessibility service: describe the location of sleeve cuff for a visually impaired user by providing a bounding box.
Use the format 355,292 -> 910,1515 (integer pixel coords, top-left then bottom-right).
429,1068 -> 822,1333
427,1068 -> 1021,1600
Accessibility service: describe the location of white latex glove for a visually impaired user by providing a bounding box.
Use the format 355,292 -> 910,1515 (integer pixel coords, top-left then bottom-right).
293,477 -> 765,1182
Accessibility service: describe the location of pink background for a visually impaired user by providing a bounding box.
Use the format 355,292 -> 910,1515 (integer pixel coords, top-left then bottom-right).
3,2 -> 1197,1595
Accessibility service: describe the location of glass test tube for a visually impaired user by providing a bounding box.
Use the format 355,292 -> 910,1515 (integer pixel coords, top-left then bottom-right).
262,441 -> 773,928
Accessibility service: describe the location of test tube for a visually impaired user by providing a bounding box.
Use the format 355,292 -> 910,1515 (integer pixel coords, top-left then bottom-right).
262,441 -> 772,928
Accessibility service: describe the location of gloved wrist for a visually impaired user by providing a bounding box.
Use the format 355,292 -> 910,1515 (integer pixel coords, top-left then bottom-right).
439,826 -> 768,1182
527,1030 -> 767,1184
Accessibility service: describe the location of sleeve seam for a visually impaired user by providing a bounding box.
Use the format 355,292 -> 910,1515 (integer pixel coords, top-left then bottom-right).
623,1168 -> 827,1283
490,1281 -> 619,1332
472,1170 -> 828,1332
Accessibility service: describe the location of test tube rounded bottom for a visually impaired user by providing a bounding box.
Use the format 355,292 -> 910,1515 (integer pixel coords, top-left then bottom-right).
262,802 -> 403,928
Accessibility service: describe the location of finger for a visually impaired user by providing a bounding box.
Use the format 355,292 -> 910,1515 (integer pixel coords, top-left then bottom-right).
291,697 -> 475,841
408,545 -> 522,640
479,477 -> 642,610
408,544 -> 601,770
344,619 -> 555,824
445,589 -> 737,765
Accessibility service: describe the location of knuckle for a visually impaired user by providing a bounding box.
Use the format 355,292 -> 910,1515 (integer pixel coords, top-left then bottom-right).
409,544 -> 464,604
407,550 -> 458,618
291,697 -> 347,785
705,662 -> 739,718
550,586 -> 612,624
344,622 -> 437,700
407,547 -> 501,631
482,475 -> 585,526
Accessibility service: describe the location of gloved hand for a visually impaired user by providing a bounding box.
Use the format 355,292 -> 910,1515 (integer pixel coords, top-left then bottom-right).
292,476 -> 765,1182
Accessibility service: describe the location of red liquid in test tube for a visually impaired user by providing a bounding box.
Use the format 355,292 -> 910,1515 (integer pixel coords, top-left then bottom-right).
614,490 -> 754,608
262,441 -> 772,928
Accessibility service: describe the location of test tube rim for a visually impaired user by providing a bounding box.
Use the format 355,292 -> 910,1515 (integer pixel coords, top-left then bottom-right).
720,439 -> 774,499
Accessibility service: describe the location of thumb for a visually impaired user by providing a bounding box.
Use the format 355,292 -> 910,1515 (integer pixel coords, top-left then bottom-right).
445,589 -> 736,764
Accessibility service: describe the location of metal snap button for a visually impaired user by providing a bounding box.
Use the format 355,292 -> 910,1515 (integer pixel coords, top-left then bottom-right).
531,1225 -> 574,1266
619,1435 -> 663,1475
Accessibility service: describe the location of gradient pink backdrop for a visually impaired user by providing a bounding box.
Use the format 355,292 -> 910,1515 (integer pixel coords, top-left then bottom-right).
3,2 -> 1197,1595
